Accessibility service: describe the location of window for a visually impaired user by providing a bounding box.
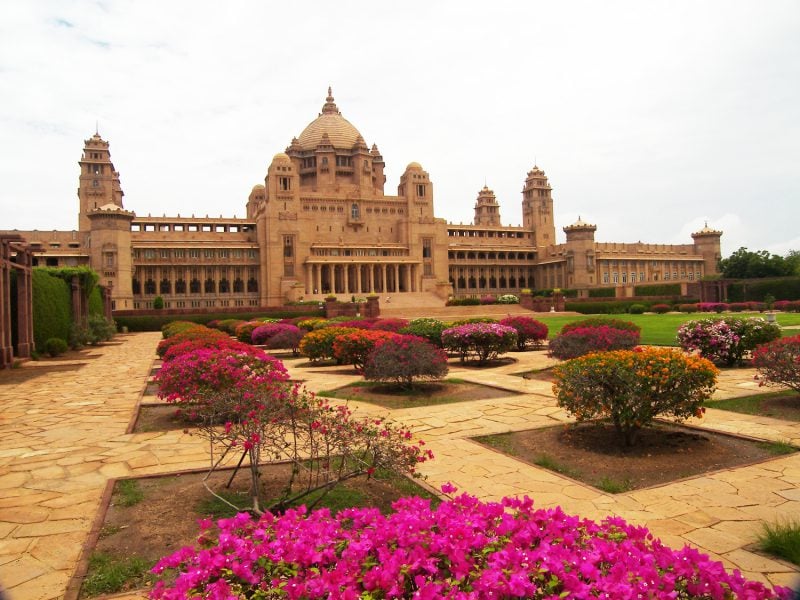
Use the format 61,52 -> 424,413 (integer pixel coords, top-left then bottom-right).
613,272 -> 619,284
174,249 -> 184,259
204,249 -> 214,259
640,272 -> 645,281
283,236 -> 293,258
160,249 -> 170,259
218,249 -> 228,259
603,272 -> 609,284
664,271 -> 670,280
630,272 -> 636,283
622,272 -> 627,284
189,249 -> 200,259
280,177 -> 291,191
104,253 -> 114,267
422,238 -> 432,259
417,184 -> 425,197
144,249 -> 155,259
351,203 -> 360,219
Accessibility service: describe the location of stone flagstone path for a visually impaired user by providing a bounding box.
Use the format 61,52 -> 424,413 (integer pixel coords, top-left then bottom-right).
0,332 -> 798,598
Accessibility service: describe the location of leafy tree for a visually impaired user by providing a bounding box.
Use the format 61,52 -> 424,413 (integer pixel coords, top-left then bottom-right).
718,247 -> 795,279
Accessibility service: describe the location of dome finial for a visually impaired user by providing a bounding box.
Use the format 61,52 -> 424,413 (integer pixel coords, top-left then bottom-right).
322,86 -> 339,115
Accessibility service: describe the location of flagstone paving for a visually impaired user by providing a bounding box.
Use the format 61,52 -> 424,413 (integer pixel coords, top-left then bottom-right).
0,333 -> 798,599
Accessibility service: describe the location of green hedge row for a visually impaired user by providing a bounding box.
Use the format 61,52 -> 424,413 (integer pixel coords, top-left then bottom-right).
115,309 -> 325,332
32,269 -> 72,349
88,287 -> 104,316
633,283 -> 681,296
587,288 -> 615,298
727,277 -> 800,302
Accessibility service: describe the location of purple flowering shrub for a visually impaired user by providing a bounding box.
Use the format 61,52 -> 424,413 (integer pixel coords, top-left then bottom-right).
371,317 -> 410,332
548,326 -> 639,360
156,346 -> 430,513
676,317 -> 781,366
251,323 -> 306,355
500,315 -> 549,350
149,490 -> 791,599
442,322 -> 517,364
363,334 -> 449,388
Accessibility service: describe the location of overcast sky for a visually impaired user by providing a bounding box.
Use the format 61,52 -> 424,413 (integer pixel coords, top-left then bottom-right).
1,1 -> 798,257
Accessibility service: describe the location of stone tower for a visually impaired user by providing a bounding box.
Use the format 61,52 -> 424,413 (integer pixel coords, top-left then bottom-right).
473,185 -> 501,226
77,132 -> 124,232
691,223 -> 723,276
563,217 -> 597,289
521,165 -> 556,247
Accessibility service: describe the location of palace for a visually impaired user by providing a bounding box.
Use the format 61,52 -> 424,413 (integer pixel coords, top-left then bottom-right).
3,89 -> 722,310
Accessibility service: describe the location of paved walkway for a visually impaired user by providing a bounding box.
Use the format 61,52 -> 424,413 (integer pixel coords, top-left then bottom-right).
0,333 -> 798,598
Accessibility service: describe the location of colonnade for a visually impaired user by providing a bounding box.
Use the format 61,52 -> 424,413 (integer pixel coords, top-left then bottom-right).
305,262 -> 417,295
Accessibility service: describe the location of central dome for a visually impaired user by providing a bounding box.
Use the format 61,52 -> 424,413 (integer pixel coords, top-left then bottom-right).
295,88 -> 364,151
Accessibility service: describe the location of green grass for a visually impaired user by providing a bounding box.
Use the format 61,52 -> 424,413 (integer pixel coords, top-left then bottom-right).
114,479 -> 144,507
706,391 -> 800,422
757,440 -> 798,455
757,520 -> 800,566
532,453 -> 581,479
595,476 -> 632,494
81,552 -> 154,596
536,312 -> 800,346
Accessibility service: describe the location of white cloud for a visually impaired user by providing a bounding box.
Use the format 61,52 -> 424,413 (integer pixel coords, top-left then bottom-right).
0,0 -> 798,254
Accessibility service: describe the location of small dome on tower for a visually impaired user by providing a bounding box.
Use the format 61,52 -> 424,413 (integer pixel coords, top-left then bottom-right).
251,184 -> 265,192
272,152 -> 290,162
406,161 -> 423,171
295,87 -> 364,151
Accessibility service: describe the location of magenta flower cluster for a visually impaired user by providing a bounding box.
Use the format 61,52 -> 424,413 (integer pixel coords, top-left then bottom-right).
150,490 -> 791,599
441,322 -> 517,364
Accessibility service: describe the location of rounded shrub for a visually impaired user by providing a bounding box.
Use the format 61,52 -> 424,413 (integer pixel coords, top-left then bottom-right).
44,337 -> 68,357
156,326 -> 228,359
548,326 -> 640,360
627,303 -> 647,314
677,316 -> 782,367
560,317 -> 641,335
651,303 -> 671,314
332,329 -> 398,371
263,324 -> 305,355
753,335 -> 800,393
371,317 -> 409,333
400,318 -> 447,347
678,303 -> 699,313
161,320 -> 202,339
499,316 -> 548,350
497,294 -> 519,304
161,337 -> 253,364
441,322 -> 517,364
215,319 -> 246,335
363,334 -> 449,388
298,327 -> 360,362
553,347 -> 718,447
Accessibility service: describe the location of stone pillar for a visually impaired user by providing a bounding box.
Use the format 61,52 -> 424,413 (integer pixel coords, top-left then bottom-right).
305,264 -> 313,294
102,283 -> 113,319
315,264 -> 322,294
405,265 -> 412,293
343,264 -> 349,294
364,295 -> 380,318
356,264 -> 362,294
381,265 -> 387,294
0,239 -> 12,368
15,256 -> 31,359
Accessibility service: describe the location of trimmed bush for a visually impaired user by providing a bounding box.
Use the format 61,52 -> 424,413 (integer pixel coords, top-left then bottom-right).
298,327 -> 360,362
156,326 -> 228,359
676,316 -> 782,367
553,347 -> 718,447
628,303 -> 647,314
678,303 -> 699,313
400,318 -> 447,347
263,325 -> 305,356
31,269 -> 71,350
87,314 -> 116,344
161,336 -> 253,364
152,296 -> 165,310
697,302 -> 728,313
44,337 -> 68,357
728,277 -> 800,303
363,334 -> 449,388
753,335 -> 800,393
588,287 -> 616,298
162,321 -> 203,339
561,317 -> 641,335
332,329 -> 398,371
499,316 -> 548,350
371,318 -> 410,333
296,317 -> 329,331
651,303 -> 671,314
88,287 -> 104,316
115,310 -> 324,333
633,283 -> 681,296
235,320 -> 273,343
775,300 -> 800,312
548,326 -> 640,360
216,319 -> 247,335
497,294 -> 519,304
450,317 -> 498,326
446,296 -> 481,306
149,492 -> 789,599
442,322 -> 517,364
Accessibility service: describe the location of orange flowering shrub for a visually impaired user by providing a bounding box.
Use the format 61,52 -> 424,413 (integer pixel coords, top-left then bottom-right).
552,347 -> 718,447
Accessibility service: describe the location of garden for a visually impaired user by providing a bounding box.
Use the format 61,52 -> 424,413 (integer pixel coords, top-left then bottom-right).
75,311 -> 800,598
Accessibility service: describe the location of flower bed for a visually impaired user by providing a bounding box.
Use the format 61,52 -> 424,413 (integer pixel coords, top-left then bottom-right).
441,322 -> 517,364
150,491 -> 791,599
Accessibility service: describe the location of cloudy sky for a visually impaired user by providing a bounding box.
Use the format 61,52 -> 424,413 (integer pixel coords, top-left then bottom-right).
1,1 -> 798,257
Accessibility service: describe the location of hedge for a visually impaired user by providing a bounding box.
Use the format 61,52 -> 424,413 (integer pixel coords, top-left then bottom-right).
32,269 -> 72,349
88,287 -> 104,316
587,287 -> 615,298
115,309 -> 323,332
565,300 -> 649,314
727,277 -> 800,302
634,283 -> 681,296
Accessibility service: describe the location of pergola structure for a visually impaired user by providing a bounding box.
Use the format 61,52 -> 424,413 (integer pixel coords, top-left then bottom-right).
1,234 -> 34,368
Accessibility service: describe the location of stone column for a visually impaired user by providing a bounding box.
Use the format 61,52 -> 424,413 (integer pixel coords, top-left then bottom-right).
15,255 -> 31,359
0,240 -> 12,368
343,264 -> 349,294
356,264 -> 362,294
405,265 -> 412,293
315,264 -> 322,294
305,264 -> 313,294
381,264 -> 387,294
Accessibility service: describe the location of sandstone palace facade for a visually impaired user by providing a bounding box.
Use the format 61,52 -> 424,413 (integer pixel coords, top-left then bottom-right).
4,89 -> 722,310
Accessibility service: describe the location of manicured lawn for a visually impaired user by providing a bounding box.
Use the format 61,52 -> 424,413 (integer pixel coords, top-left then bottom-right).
535,312 -> 800,346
